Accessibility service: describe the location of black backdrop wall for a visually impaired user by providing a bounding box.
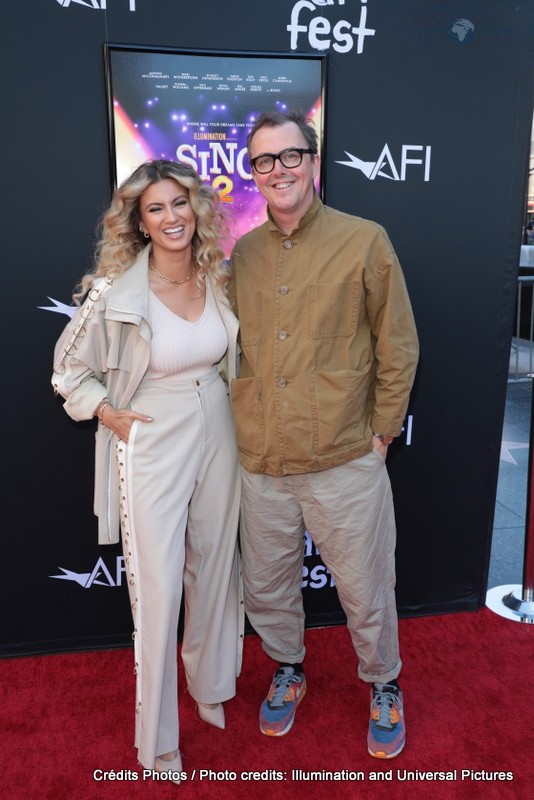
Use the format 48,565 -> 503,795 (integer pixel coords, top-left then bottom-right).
3,0 -> 534,656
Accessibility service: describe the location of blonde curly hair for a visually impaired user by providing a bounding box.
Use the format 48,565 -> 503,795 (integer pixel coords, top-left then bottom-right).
74,159 -> 230,303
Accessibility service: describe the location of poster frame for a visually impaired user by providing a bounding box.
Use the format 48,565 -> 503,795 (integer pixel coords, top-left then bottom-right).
103,43 -> 328,233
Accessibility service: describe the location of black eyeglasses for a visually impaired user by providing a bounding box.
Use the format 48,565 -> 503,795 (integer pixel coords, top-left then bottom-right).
249,147 -> 316,174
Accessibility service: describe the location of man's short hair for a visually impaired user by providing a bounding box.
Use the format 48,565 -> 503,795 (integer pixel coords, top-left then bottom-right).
247,110 -> 319,157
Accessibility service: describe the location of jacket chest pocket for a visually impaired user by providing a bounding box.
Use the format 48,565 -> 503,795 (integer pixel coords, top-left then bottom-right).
308,281 -> 360,339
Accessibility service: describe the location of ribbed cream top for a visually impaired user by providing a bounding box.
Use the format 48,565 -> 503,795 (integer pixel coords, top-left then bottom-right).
145,280 -> 228,380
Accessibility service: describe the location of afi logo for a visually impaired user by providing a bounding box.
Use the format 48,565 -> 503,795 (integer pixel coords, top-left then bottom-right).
336,145 -> 432,182
287,0 -> 375,54
56,0 -> 136,10
50,557 -> 126,588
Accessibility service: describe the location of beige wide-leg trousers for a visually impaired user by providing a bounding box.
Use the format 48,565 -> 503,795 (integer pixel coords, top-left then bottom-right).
117,368 -> 241,769
240,449 -> 401,685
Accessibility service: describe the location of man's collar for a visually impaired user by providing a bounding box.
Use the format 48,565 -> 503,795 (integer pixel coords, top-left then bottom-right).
266,192 -> 323,235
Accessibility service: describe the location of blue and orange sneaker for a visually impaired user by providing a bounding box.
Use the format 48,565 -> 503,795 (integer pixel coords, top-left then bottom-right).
259,666 -> 307,736
367,682 -> 406,758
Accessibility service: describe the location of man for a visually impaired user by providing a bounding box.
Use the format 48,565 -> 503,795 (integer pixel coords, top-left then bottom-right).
229,110 -> 419,759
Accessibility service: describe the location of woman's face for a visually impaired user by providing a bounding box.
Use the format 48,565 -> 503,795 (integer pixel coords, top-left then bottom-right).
139,178 -> 197,261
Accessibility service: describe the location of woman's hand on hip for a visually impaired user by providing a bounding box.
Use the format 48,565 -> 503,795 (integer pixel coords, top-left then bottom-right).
101,406 -> 153,443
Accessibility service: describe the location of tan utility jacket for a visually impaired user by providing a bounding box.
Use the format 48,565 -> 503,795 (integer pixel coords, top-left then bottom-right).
229,195 -> 419,476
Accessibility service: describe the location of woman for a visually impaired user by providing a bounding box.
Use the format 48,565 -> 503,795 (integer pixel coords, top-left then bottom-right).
52,160 -> 242,783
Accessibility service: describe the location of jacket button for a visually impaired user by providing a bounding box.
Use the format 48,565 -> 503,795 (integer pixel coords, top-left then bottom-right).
282,240 -> 293,249
278,378 -> 287,388
279,330 -> 288,341
279,285 -> 289,295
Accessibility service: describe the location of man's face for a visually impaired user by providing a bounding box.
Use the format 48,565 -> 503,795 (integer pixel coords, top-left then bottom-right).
249,121 -> 319,231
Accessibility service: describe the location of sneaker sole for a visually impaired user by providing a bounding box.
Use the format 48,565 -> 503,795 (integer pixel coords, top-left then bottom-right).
368,736 -> 406,759
260,684 -> 307,737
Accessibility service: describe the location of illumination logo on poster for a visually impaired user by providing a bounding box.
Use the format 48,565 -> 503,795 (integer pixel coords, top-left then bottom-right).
287,0 -> 376,53
336,144 -> 432,181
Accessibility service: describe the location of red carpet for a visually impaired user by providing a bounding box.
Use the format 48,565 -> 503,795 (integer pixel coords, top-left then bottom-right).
1,608 -> 533,800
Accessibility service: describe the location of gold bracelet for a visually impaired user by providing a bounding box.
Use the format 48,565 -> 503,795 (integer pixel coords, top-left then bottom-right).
96,398 -> 111,423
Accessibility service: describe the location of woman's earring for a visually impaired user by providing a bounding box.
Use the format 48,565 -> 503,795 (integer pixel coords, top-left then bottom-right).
140,227 -> 150,239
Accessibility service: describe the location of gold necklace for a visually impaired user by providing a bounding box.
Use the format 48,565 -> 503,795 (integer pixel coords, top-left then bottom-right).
149,260 -> 198,285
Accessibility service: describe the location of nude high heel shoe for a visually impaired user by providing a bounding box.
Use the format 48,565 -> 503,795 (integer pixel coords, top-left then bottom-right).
154,750 -> 183,785
197,702 -> 225,729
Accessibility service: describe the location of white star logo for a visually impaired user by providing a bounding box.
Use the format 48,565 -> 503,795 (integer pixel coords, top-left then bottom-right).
500,440 -> 529,465
38,297 -> 76,318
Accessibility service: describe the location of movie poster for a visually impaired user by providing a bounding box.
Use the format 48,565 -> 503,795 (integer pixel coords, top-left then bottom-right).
105,46 -> 326,254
